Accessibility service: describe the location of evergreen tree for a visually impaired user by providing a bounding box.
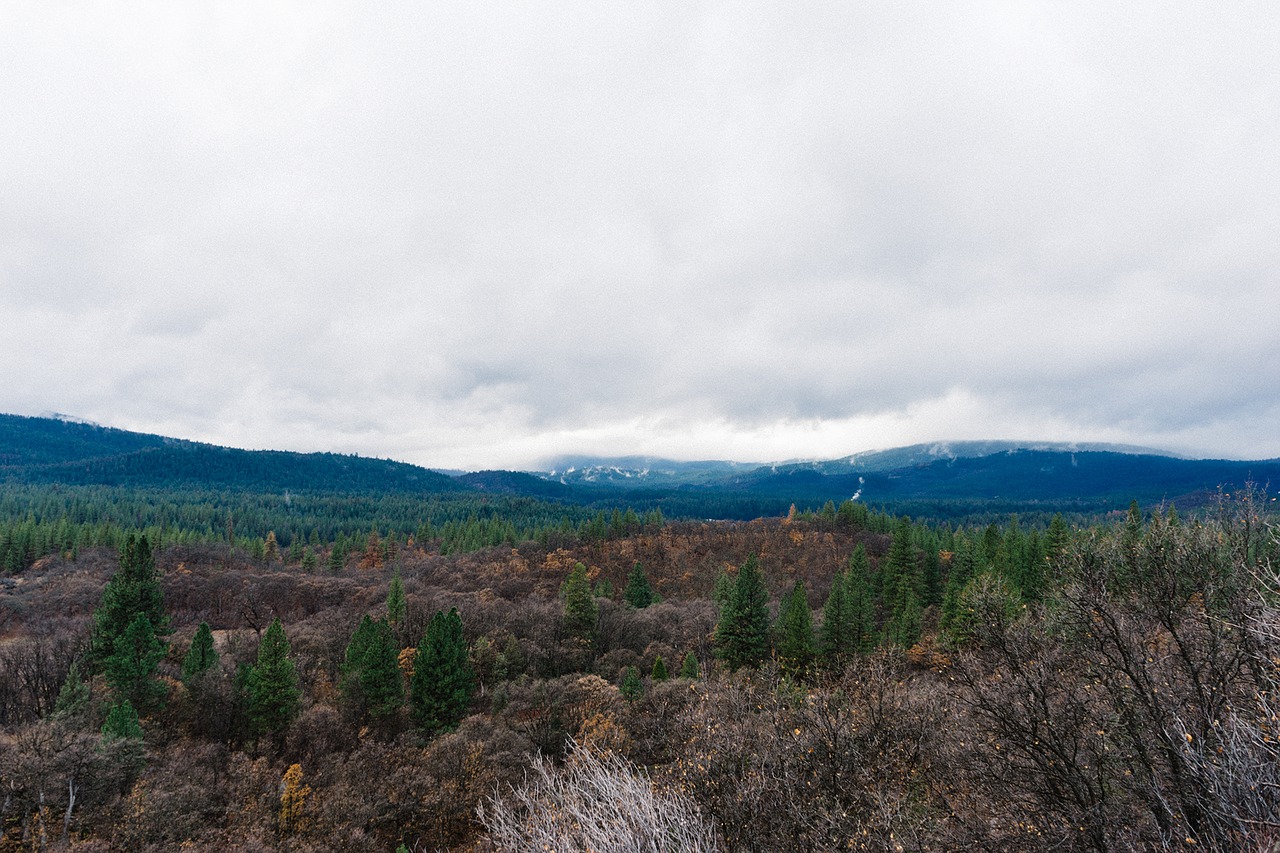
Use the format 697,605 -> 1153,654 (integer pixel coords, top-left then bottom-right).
53,662 -> 90,719
623,562 -> 655,609
248,619 -> 301,738
1045,513 -> 1070,560
104,612 -> 168,714
651,655 -> 668,681
410,608 -> 474,735
818,568 -> 850,667
91,534 -> 168,669
181,621 -> 219,683
774,580 -> 815,675
620,666 -> 642,702
561,562 -> 598,641
327,539 -> 347,572
715,554 -> 770,671
845,546 -> 877,654
882,520 -> 923,648
386,573 -> 406,627
711,568 -> 736,610
102,699 -> 144,741
921,548 -> 943,609
341,615 -> 403,725
941,533 -> 979,637
678,651 -> 700,679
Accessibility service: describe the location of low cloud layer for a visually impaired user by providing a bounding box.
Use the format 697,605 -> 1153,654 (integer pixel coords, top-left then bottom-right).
3,2 -> 1278,469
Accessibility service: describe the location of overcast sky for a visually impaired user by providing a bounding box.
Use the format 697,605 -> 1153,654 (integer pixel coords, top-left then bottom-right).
3,2 -> 1278,470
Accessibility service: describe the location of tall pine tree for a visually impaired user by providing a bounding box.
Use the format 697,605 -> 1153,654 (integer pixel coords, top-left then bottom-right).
104,612 -> 168,714
774,580 -> 815,675
91,534 -> 168,670
623,562 -> 655,608
410,608 -> 474,735
341,615 -> 403,726
248,619 -> 301,738
882,520 -> 923,648
715,554 -> 770,670
818,567 -> 851,667
561,563 -> 598,642
845,546 -> 877,654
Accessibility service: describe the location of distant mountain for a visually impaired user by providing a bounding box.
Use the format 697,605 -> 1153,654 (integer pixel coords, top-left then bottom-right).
530,442 -> 1279,514
0,413 -> 463,494
540,455 -> 758,489
455,470 -> 574,499
5,413 -> 1276,518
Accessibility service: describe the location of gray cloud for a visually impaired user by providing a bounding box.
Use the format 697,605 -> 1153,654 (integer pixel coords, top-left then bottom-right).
3,2 -> 1279,469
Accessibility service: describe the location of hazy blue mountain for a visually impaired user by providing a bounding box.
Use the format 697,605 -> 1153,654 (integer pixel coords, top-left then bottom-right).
5,412 -> 1276,517
0,413 -> 463,494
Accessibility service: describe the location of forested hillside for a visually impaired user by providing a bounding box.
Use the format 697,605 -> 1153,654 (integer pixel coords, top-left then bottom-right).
2,491 -> 1278,851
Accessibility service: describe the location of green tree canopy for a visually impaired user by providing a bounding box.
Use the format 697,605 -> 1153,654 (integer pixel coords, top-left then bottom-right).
248,619 -> 301,738
561,563 -> 599,641
181,621 -> 219,683
102,699 -> 144,741
91,534 -> 168,669
386,573 -> 406,627
623,562 -> 655,609
341,615 -> 403,726
620,666 -> 642,702
774,580 -> 816,675
882,520 -> 923,648
410,608 -> 475,736
651,655 -> 668,681
818,567 -> 851,667
715,554 -> 770,671
104,612 -> 168,714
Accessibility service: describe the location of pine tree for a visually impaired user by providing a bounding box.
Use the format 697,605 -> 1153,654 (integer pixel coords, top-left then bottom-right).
715,554 -> 770,670
623,562 -> 655,608
91,534 -> 168,669
882,520 -> 923,648
386,573 -> 406,627
818,569 -> 850,667
182,621 -> 219,683
53,662 -> 90,719
410,608 -> 474,735
712,567 -> 736,610
101,699 -> 144,741
248,619 -> 301,738
1045,513 -> 1070,560
774,580 -> 816,676
678,651 -> 700,679
845,546 -> 877,654
941,533 -> 979,637
341,615 -> 403,725
921,548 -> 943,609
104,612 -> 168,714
620,666 -> 643,702
561,563 -> 598,641
651,655 -> 669,681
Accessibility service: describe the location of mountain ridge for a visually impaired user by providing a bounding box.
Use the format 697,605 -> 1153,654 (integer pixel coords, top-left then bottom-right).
3,413 -> 1277,516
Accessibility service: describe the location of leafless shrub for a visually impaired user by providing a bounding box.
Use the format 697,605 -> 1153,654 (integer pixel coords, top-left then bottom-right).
478,737 -> 718,853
